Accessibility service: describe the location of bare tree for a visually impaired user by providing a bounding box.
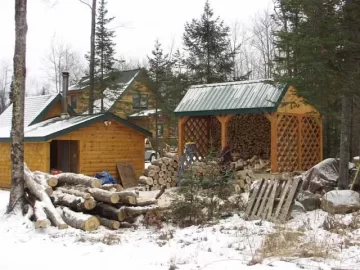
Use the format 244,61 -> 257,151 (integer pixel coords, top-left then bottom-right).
7,0 -> 27,214
78,0 -> 96,114
0,61 -> 11,113
251,8 -> 276,79
44,37 -> 85,93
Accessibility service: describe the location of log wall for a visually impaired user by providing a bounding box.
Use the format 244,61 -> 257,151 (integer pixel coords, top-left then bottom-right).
0,142 -> 49,188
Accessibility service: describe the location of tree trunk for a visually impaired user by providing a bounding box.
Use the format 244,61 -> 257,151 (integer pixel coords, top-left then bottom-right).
339,95 -> 353,189
92,203 -> 127,221
51,191 -> 96,211
96,215 -> 120,230
7,0 -> 27,214
86,188 -> 120,204
88,0 -> 96,114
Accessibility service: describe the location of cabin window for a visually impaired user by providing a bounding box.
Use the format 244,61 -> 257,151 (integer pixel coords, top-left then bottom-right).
71,95 -> 77,109
132,93 -> 148,109
157,124 -> 163,138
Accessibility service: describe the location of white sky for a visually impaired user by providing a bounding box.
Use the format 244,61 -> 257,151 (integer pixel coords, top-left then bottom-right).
0,0 -> 272,91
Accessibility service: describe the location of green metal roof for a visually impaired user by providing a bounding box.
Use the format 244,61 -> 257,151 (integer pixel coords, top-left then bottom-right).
174,80 -> 288,116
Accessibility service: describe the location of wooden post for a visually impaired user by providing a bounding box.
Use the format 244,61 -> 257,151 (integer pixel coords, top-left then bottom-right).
178,117 -> 189,157
216,115 -> 233,149
297,115 -> 303,171
319,116 -> 323,161
269,113 -> 279,173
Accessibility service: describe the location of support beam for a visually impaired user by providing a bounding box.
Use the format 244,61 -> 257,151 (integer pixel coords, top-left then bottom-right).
297,115 -> 303,170
319,116 -> 324,161
178,116 -> 189,157
216,115 -> 233,149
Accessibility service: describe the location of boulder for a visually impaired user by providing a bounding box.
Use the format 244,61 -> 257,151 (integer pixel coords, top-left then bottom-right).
296,190 -> 321,211
321,190 -> 360,214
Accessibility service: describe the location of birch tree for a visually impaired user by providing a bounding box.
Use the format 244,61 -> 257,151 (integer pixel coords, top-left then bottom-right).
7,0 -> 27,214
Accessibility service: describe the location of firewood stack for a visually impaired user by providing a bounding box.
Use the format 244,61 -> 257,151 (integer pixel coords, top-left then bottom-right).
23,163 -> 165,232
231,155 -> 271,173
139,153 -> 180,191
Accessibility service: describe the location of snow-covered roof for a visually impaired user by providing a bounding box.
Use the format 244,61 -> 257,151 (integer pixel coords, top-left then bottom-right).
128,109 -> 162,118
0,113 -> 152,141
0,94 -> 60,128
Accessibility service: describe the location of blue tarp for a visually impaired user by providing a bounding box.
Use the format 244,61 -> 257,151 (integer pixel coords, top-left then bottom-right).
94,171 -> 117,185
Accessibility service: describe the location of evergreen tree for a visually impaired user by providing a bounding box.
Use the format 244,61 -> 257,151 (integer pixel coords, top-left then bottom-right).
183,0 -> 234,84
273,0 -> 360,188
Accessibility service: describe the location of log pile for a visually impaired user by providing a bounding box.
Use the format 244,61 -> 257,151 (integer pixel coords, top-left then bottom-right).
139,153 -> 180,191
23,164 -> 164,232
231,155 -> 270,173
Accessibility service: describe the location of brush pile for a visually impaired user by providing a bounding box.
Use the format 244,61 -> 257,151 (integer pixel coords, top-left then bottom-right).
23,164 -> 164,232
139,153 -> 180,191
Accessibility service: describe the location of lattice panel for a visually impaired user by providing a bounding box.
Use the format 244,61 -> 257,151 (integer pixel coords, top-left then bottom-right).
301,116 -> 321,170
209,116 -> 221,154
228,114 -> 271,160
184,117 -> 209,159
277,115 -> 299,172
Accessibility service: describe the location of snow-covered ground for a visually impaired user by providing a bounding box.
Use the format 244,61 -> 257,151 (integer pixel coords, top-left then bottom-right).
1,189 -> 360,270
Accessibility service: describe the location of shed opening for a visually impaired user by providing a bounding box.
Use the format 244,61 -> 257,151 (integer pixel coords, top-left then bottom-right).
50,140 -> 80,173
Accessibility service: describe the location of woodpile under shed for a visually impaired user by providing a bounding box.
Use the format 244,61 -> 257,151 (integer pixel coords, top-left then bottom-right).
23,164 -> 165,231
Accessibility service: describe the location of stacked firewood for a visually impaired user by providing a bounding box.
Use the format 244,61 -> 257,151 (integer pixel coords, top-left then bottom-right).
23,164 -> 165,232
139,153 -> 180,191
231,155 -> 271,172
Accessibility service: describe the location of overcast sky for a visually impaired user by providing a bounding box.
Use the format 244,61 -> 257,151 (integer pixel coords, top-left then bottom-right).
0,0 -> 272,92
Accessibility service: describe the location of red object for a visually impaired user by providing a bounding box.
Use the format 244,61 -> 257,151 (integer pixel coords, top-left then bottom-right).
51,169 -> 62,175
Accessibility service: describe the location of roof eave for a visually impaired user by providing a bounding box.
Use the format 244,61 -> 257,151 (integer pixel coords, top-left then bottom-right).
174,107 -> 277,117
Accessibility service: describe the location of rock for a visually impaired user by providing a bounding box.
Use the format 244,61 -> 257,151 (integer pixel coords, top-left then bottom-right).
290,201 -> 306,218
296,190 -> 321,211
321,190 -> 360,214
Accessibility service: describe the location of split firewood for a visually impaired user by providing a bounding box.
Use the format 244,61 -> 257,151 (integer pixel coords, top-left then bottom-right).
51,190 -> 96,211
100,184 -> 123,192
139,176 -> 154,185
96,216 -> 120,230
24,164 -> 68,229
55,173 -> 101,188
86,188 -> 120,204
57,206 -> 100,232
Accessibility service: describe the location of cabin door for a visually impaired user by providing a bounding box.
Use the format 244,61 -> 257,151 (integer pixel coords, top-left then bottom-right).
50,140 -> 80,173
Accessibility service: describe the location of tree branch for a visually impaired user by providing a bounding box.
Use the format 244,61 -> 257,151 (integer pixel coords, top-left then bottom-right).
78,0 -> 92,9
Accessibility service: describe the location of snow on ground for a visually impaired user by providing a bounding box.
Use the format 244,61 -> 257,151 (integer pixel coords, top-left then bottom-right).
1,189 -> 360,270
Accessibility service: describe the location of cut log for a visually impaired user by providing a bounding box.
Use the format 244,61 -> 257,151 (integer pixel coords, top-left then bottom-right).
166,177 -> 172,183
34,200 -> 51,229
164,152 -> 179,161
139,176 -> 154,185
152,174 -> 159,180
86,188 -> 120,204
57,206 -> 100,231
148,165 -> 160,172
96,216 -> 120,230
120,221 -> 135,228
33,171 -> 58,187
118,196 -> 137,205
143,169 -> 156,177
158,171 -> 165,178
160,164 -> 167,171
100,184 -> 123,192
55,187 -> 92,199
24,165 -> 68,229
122,205 -> 163,218
151,160 -> 163,166
92,203 -> 126,221
116,190 -> 139,198
55,173 -> 101,188
136,198 -> 158,206
158,177 -> 165,185
51,190 -> 96,211
162,157 -> 170,165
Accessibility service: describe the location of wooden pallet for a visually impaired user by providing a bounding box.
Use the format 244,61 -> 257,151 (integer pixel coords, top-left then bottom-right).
116,163 -> 138,189
245,177 -> 302,223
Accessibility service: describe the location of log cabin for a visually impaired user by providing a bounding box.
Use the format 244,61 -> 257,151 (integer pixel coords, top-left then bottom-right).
0,73 -> 151,188
67,68 -> 176,146
175,80 -> 323,173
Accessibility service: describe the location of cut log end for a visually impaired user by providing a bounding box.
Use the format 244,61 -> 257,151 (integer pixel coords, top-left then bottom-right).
84,216 -> 100,232
84,199 -> 96,210
47,177 -> 58,187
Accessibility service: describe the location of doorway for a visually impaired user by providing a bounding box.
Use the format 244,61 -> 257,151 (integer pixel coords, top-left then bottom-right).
50,140 -> 80,173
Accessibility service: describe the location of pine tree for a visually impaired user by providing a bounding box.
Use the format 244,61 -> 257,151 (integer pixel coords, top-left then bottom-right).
89,0 -> 116,112
273,0 -> 360,188
183,0 -> 234,84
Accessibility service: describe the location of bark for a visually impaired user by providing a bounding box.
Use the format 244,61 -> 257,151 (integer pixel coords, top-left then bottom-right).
139,176 -> 154,185
24,166 -> 68,229
57,206 -> 99,232
51,190 -> 96,211
55,173 -> 101,188
33,171 -> 58,187
88,0 -> 96,114
92,203 -> 127,221
55,186 -> 92,199
155,185 -> 166,200
96,216 -> 120,230
100,184 -> 123,192
86,187 -> 120,204
7,0 -> 27,214
339,95 -> 353,189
